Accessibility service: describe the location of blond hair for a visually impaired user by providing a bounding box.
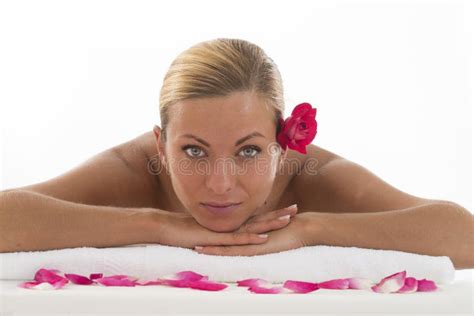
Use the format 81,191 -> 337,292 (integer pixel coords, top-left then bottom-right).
158,38 -> 285,142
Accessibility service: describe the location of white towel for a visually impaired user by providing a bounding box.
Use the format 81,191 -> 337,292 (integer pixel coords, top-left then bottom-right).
0,244 -> 455,284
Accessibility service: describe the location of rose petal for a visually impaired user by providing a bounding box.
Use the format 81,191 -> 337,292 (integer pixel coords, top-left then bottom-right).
157,270 -> 227,291
416,278 -> 438,292
90,273 -> 103,280
248,286 -> 286,294
50,278 -> 69,289
236,278 -> 266,287
18,281 -> 55,290
34,268 -> 67,284
371,271 -> 406,293
17,268 -> 70,290
64,273 -> 95,285
317,278 -> 350,290
175,271 -> 206,282
95,275 -> 139,287
291,102 -> 312,117
397,277 -> 418,293
188,280 -> 228,291
346,277 -> 375,290
18,278 -> 69,290
159,278 -> 227,291
283,280 -> 319,293
237,278 -> 288,294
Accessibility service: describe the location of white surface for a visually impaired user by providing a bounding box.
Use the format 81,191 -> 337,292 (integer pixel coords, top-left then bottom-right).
0,270 -> 472,315
0,244 -> 456,284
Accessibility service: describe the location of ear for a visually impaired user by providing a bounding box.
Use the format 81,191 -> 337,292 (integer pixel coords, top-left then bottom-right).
277,147 -> 288,173
153,125 -> 167,167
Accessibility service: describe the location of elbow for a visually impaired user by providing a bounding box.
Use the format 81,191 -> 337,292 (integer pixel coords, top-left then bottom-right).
436,200 -> 472,216
0,190 -> 24,253
445,202 -> 474,270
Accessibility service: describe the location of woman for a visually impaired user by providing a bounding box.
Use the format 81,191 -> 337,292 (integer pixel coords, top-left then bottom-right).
1,38 -> 472,269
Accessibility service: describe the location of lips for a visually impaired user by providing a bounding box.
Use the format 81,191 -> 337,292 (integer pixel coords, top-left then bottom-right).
201,202 -> 241,207
200,202 -> 242,215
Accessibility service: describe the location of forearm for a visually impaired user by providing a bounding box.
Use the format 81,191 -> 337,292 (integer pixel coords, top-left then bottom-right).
309,202 -> 474,270
0,190 -> 164,253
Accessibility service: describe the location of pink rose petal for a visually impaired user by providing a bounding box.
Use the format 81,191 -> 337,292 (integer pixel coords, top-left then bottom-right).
371,271 -> 406,294
175,271 -> 206,281
346,277 -> 375,290
95,275 -> 139,287
64,273 -> 95,285
157,270 -> 228,291
237,278 -> 288,294
49,278 -> 69,289
397,277 -> 418,293
283,280 -> 319,293
317,278 -> 350,290
19,268 -> 69,290
416,278 -> 438,292
34,268 -> 67,284
89,273 -> 103,279
19,281 -> 54,290
188,280 -> 228,291
236,278 -> 266,288
248,286 -> 286,294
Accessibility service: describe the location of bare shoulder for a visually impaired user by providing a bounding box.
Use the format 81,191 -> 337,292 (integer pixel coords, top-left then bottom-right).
133,131 -> 158,160
125,130 -> 162,191
281,144 -> 342,211
291,144 -> 438,214
4,130 -> 162,208
289,143 -> 357,213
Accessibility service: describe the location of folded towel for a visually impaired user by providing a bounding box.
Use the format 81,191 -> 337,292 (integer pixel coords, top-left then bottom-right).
0,244 -> 455,284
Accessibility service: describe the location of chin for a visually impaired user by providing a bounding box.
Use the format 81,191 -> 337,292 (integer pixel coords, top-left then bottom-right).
199,219 -> 242,233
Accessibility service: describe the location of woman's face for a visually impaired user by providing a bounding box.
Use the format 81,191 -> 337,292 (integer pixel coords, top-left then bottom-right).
156,91 -> 284,232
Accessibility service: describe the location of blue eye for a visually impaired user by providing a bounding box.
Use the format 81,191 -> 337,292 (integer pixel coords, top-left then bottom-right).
181,145 -> 261,159
182,145 -> 205,158
239,146 -> 261,158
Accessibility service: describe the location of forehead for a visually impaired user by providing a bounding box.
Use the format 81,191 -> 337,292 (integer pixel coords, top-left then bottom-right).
167,91 -> 275,138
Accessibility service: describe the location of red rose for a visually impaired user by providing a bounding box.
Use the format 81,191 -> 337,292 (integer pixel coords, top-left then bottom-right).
276,102 -> 317,154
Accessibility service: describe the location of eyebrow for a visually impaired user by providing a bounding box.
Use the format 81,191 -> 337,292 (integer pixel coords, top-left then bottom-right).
180,131 -> 265,147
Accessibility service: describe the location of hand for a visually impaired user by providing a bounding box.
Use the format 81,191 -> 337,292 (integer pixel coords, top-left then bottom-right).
152,210 -> 272,250
234,204 -> 299,234
193,212 -> 318,256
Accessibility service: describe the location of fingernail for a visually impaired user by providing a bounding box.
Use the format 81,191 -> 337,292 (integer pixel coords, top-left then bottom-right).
278,214 -> 291,221
258,234 -> 268,238
287,204 -> 298,210
195,246 -> 203,250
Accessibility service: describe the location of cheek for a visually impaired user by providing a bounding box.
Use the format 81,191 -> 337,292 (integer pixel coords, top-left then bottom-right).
244,155 -> 278,180
241,159 -> 276,195
169,162 -> 202,199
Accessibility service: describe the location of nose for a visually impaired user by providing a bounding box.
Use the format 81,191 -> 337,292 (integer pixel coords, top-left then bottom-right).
205,158 -> 237,195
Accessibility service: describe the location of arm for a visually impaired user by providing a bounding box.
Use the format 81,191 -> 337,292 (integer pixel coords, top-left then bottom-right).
0,190 -> 164,253
308,202 -> 474,270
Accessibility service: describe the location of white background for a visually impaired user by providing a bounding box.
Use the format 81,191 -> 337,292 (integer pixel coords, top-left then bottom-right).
0,0 -> 472,212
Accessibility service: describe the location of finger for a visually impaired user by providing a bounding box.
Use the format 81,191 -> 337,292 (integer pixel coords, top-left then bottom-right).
209,232 -> 269,246
194,244 -> 262,256
252,204 -> 298,223
236,205 -> 297,234
242,215 -> 292,234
